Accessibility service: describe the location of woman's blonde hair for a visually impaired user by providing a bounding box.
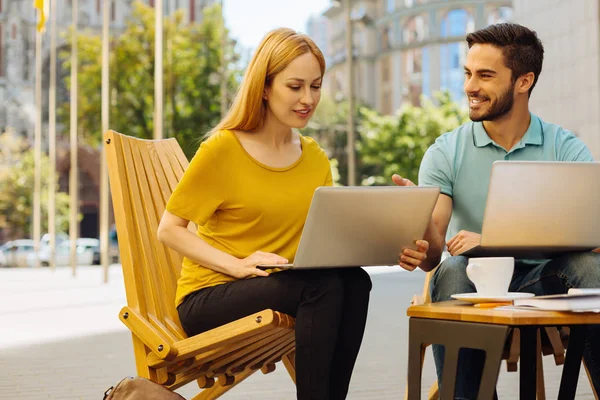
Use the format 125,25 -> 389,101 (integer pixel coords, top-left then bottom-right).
210,27 -> 326,135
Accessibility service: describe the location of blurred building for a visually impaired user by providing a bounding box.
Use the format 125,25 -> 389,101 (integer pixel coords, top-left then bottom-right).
513,0 -> 600,159
0,0 -> 217,140
0,0 -> 217,239
321,0 -> 512,114
306,14 -> 332,66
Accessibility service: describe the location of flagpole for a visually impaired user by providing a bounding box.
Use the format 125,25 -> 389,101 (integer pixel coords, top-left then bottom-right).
100,0 -> 110,282
33,13 -> 43,268
69,0 -> 79,276
48,0 -> 58,271
154,0 -> 163,140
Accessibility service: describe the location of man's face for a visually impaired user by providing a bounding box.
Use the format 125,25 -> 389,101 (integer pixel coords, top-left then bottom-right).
464,43 -> 516,122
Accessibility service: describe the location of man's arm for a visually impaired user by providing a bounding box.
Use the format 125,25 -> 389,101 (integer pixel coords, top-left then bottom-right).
419,194 -> 452,271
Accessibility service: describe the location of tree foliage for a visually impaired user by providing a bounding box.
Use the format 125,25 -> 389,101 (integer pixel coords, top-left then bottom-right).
357,91 -> 469,185
60,1 -> 240,158
0,131 -> 71,240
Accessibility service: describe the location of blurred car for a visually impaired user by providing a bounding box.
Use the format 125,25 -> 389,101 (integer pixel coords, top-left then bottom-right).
29,238 -> 97,267
91,226 -> 120,265
0,239 -> 36,267
91,241 -> 120,265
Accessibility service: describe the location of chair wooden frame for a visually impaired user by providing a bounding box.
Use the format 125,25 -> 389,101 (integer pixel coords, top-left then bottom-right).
406,267 -> 598,400
105,130 -> 297,399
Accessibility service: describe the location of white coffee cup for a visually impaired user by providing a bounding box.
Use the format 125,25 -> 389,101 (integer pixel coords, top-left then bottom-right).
466,257 -> 515,297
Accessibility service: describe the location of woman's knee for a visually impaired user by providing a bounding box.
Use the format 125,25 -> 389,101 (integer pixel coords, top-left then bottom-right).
340,267 -> 372,293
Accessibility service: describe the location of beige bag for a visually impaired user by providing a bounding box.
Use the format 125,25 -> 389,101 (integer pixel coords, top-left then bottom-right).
103,377 -> 186,400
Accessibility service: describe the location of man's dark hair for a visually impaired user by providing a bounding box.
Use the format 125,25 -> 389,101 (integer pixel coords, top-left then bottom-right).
466,23 -> 544,96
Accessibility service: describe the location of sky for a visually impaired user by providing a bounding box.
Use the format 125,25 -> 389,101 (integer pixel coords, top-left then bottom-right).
223,0 -> 331,51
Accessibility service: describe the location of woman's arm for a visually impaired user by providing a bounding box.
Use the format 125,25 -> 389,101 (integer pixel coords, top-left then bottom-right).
157,210 -> 287,278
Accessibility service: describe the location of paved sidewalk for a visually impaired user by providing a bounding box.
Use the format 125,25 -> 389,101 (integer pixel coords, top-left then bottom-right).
0,266 -> 596,399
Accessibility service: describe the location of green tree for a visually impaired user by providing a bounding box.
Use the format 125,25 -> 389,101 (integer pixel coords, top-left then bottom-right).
357,91 -> 468,185
60,2 -> 240,158
0,131 -> 71,240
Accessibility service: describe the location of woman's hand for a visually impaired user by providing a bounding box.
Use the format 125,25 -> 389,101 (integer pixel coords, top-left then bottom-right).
399,240 -> 429,271
231,251 -> 289,278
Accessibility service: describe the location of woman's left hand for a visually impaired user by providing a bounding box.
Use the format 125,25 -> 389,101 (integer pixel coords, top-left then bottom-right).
398,240 -> 429,271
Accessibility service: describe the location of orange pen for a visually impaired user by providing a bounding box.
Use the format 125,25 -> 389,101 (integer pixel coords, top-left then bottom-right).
474,302 -> 512,308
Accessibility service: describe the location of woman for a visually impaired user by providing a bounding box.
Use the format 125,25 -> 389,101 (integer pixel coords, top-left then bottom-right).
157,28 -> 370,399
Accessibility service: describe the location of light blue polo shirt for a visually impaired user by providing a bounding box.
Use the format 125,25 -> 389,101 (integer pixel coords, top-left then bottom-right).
418,113 -> 594,243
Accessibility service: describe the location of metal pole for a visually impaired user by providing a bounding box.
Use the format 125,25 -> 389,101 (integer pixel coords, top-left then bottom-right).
220,0 -> 227,118
69,0 -> 79,276
100,0 -> 110,282
154,0 -> 163,139
34,26 -> 42,267
344,0 -> 356,186
49,0 -> 58,271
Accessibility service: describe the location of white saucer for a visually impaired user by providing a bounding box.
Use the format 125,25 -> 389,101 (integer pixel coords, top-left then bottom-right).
451,292 -> 535,304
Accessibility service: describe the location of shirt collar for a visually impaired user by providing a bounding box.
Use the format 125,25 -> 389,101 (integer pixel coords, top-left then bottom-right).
472,113 -> 543,148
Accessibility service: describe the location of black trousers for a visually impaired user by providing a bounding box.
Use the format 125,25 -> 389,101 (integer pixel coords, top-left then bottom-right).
178,268 -> 372,400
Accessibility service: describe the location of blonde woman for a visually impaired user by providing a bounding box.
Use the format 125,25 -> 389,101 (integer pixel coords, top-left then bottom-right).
157,28 -> 371,399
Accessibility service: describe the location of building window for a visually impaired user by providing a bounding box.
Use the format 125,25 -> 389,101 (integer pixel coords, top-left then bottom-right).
382,90 -> 392,115
149,0 -> 155,7
189,0 -> 195,22
111,1 -> 116,21
440,9 -> 473,37
382,27 -> 390,50
386,0 -> 394,13
0,0 -> 3,13
11,24 -> 16,39
381,56 -> 390,82
403,15 -> 426,44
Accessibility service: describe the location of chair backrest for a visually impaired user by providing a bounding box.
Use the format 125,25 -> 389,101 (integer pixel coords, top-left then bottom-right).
105,130 -> 190,343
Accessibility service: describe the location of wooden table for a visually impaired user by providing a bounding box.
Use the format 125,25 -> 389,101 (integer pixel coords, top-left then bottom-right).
406,301 -> 600,400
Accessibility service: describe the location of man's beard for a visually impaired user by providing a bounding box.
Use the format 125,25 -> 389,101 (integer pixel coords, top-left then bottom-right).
469,81 -> 516,122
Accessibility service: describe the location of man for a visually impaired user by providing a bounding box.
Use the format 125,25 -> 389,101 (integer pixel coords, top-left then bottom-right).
394,23 -> 600,399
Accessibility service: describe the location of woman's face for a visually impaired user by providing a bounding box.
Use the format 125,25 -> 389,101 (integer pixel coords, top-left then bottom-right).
264,52 -> 322,129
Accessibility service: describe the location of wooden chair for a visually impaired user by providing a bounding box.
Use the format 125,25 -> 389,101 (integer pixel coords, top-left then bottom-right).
406,267 -> 598,400
105,130 -> 297,399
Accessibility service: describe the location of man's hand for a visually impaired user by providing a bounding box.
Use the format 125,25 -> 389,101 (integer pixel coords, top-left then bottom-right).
446,230 -> 481,256
399,240 -> 429,271
392,174 -> 416,187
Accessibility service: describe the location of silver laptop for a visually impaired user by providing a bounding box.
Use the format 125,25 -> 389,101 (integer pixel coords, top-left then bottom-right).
260,186 -> 440,269
462,161 -> 600,258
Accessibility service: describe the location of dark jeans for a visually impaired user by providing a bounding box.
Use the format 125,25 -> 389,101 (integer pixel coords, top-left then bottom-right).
178,268 -> 372,400
430,252 -> 600,400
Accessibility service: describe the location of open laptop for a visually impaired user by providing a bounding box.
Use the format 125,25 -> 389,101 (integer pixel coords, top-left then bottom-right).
259,186 -> 440,269
462,161 -> 600,258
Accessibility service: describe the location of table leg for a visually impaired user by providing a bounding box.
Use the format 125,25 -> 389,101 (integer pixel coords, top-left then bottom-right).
407,318 -> 424,400
519,326 -> 538,400
558,325 -> 587,400
407,318 -> 508,400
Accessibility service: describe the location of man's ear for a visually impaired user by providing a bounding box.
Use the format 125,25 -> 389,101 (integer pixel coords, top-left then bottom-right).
517,72 -> 535,94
